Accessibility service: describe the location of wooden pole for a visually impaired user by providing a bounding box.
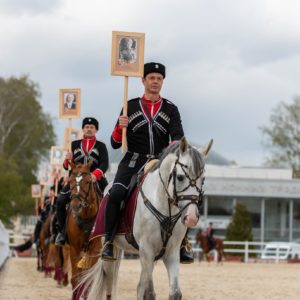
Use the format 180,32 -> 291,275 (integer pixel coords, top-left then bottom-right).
35,198 -> 38,216
54,175 -> 58,196
68,118 -> 73,170
40,186 -> 45,209
67,118 -> 72,150
121,76 -> 129,153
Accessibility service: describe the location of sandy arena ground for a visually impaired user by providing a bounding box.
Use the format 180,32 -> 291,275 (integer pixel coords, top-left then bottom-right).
0,257 -> 300,300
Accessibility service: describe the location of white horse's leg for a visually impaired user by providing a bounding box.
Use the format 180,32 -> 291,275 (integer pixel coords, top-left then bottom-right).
104,248 -> 122,299
163,253 -> 182,300
137,251 -> 156,300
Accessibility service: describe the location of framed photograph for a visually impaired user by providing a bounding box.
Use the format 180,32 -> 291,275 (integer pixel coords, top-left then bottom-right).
31,184 -> 41,198
59,88 -> 81,119
39,167 -> 52,186
64,128 -> 82,150
50,146 -> 65,166
111,31 -> 145,77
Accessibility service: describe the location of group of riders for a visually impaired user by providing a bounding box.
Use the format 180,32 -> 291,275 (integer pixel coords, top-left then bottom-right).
32,62 -> 216,266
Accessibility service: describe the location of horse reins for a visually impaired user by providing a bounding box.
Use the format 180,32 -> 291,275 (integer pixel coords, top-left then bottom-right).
70,172 -> 97,209
137,152 -> 205,261
69,170 -> 100,252
160,156 -> 205,210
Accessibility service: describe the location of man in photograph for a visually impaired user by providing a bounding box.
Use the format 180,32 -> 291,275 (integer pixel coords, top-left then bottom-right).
119,37 -> 137,64
64,93 -> 76,110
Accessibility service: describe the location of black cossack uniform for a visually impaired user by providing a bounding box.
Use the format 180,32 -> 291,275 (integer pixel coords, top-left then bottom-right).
68,139 -> 109,190
56,138 -> 109,232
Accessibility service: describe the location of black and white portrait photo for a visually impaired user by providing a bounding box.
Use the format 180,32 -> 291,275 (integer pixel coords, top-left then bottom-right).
119,37 -> 137,64
59,88 -> 81,118
111,31 -> 145,77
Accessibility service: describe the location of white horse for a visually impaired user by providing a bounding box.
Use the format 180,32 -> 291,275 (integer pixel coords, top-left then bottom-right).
77,137 -> 213,300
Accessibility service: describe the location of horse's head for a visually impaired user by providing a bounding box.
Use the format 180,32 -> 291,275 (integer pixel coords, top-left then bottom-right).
158,137 -> 213,228
69,160 -> 95,212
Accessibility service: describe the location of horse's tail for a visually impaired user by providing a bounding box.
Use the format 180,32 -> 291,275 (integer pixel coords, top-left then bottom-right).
45,243 -> 57,268
75,249 -> 121,300
74,258 -> 103,300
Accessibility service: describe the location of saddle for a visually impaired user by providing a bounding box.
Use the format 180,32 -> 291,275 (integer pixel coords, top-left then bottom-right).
89,173 -> 145,245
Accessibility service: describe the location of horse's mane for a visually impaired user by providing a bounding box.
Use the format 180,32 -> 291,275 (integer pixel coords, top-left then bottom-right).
150,140 -> 205,176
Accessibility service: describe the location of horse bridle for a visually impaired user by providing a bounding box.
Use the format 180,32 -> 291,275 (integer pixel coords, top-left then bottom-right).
159,156 -> 205,211
137,153 -> 205,260
70,171 -> 94,208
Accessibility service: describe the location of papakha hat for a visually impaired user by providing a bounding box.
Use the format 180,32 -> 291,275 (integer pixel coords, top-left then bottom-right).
82,117 -> 99,130
144,62 -> 166,78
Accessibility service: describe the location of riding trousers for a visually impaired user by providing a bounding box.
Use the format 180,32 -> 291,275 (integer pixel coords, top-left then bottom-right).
56,184 -> 71,231
104,152 -> 151,234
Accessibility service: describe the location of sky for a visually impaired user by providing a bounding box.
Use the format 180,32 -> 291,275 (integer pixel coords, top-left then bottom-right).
1,0 -> 300,166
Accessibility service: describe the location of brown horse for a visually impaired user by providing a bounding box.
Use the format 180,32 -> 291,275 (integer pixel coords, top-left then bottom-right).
47,242 -> 71,287
195,229 -> 224,263
67,161 -> 102,296
39,213 -> 54,277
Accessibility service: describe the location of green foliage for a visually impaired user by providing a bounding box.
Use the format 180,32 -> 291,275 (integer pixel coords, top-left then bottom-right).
225,203 -> 254,257
0,76 -> 55,223
261,96 -> 300,178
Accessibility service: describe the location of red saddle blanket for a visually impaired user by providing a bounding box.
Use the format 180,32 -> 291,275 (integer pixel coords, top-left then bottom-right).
89,186 -> 140,241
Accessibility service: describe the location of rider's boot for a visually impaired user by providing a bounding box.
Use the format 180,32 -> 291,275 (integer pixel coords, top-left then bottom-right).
101,233 -> 116,261
55,225 -> 66,247
101,186 -> 124,261
180,236 -> 194,264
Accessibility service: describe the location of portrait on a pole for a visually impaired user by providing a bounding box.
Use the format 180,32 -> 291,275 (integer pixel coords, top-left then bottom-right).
50,146 -> 65,166
59,88 -> 81,118
111,31 -> 145,77
31,184 -> 41,198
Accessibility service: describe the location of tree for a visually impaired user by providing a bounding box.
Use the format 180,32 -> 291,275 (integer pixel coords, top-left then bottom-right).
0,154 -> 32,223
225,203 -> 253,257
0,76 -> 56,222
260,96 -> 300,178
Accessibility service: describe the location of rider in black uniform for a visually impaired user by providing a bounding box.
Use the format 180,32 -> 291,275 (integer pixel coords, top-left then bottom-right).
101,62 -> 194,263
55,117 -> 109,246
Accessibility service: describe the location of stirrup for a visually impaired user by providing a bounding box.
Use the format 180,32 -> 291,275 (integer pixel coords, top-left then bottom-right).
55,233 -> 65,247
101,241 -> 116,261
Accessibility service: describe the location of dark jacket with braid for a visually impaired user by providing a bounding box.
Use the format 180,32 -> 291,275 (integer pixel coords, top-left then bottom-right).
64,139 -> 109,190
111,97 -> 184,156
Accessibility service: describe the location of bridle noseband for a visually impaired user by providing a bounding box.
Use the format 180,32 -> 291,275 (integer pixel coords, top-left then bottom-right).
70,171 -> 94,209
159,157 -> 205,211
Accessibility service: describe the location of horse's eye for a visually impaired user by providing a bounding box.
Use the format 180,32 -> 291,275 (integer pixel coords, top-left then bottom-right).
177,175 -> 185,182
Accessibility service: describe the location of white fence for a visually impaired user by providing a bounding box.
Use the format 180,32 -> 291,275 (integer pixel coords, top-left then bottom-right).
0,220 -> 9,268
191,240 -> 274,263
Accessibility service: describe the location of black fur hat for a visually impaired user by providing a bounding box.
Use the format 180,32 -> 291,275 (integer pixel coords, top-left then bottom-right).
144,62 -> 166,78
82,117 -> 99,130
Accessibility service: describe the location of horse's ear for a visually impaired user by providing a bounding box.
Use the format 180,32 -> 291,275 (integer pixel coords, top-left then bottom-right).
179,136 -> 189,153
200,139 -> 213,157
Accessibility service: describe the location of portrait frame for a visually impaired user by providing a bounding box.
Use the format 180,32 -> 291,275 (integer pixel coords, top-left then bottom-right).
111,31 -> 145,77
39,167 -> 52,186
50,146 -> 65,166
64,128 -> 82,150
59,88 -> 81,119
31,184 -> 41,198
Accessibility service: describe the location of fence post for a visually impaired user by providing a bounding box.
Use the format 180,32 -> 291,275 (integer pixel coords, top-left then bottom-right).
276,246 -> 279,263
244,241 -> 249,263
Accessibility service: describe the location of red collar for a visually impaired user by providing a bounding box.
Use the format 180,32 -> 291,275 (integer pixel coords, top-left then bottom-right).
82,136 -> 96,154
142,95 -> 162,104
